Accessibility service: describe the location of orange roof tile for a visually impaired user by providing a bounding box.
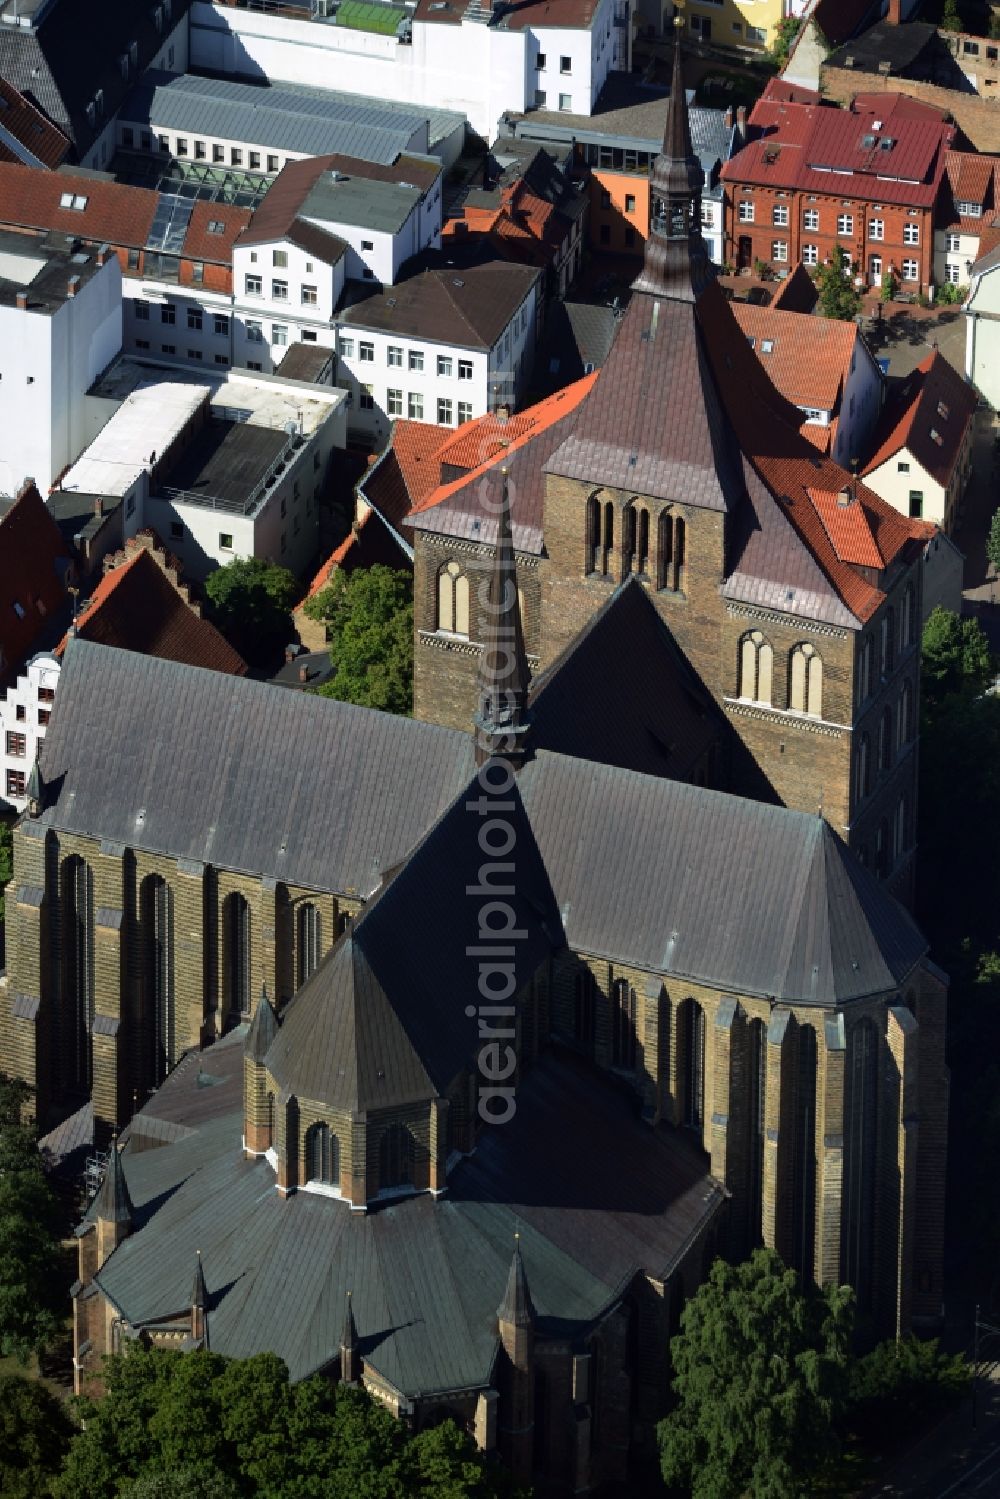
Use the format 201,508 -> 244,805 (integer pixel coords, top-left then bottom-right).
731,303 -> 861,412
56,545 -> 247,675
392,420 -> 456,508
181,200 -> 253,265
410,373 -> 599,519
809,487 -> 884,568
0,160 -> 156,248
0,78 -> 71,169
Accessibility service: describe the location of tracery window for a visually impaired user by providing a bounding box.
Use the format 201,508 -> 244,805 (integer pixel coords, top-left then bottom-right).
789,642 -> 823,717
306,1121 -> 340,1186
438,561 -> 469,636
142,874 -> 175,1085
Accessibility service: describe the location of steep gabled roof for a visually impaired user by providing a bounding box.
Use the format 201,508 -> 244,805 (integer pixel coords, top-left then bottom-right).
265,777 -> 559,1111
528,579 -> 721,783
862,351 -> 977,489
518,752 -> 927,1004
36,642 -> 474,898
0,76 -> 70,168
55,546 -> 247,676
0,482 -> 71,683
0,160 -> 157,249
731,302 -> 862,413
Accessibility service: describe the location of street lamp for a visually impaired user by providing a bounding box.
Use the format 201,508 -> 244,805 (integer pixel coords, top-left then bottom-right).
972,1303 -> 1000,1428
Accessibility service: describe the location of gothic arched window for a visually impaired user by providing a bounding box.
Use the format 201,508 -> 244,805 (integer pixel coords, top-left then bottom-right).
875,818 -> 889,878
223,892 -> 251,1024
297,902 -> 322,988
306,1121 -> 340,1186
142,874 -> 175,1086
573,969 -> 595,1053
438,561 -> 469,636
789,642 -> 823,717
673,516 -> 686,592
602,502 -> 614,576
855,732 -> 871,805
739,631 -> 773,706
745,1017 -> 767,1251
878,706 -> 893,772
892,795 -> 906,865
637,509 -> 650,575
657,511 -> 673,590
880,607 -> 895,677
379,1122 -> 416,1189
900,585 -> 915,652
679,997 -> 705,1133
587,493 -> 601,573
62,855 -> 94,1093
899,679 -> 913,749
791,1025 -> 817,1283
611,978 -> 637,1071
857,635 -> 873,706
623,505 -> 637,576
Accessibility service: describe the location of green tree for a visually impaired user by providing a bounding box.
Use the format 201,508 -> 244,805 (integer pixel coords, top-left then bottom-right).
987,507 -> 1000,578
880,267 -> 898,303
123,1473 -> 241,1499
942,0 -> 962,32
848,1337 -> 969,1447
203,556 -> 298,666
815,244 -> 863,321
770,15 -> 801,65
657,1249 -> 854,1499
0,1374 -> 75,1498
921,606 -> 993,718
0,1076 -> 66,1362
305,565 -> 413,715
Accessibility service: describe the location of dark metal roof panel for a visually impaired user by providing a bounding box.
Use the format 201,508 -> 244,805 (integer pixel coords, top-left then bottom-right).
38,642 -> 474,899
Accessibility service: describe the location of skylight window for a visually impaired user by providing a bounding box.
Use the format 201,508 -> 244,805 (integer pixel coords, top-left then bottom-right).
761,339 -> 775,354
59,193 -> 88,210
207,220 -> 225,234
930,429 -> 943,446
937,401 -> 950,420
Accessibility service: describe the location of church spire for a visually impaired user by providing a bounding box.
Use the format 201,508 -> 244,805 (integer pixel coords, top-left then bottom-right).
632,21 -> 711,302
341,1290 -> 360,1384
473,468 -> 532,770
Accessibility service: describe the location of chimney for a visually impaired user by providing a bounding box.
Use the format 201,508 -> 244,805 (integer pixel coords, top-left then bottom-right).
15,290 -> 28,310
298,663 -> 309,684
67,275 -> 80,298
736,105 -> 747,129
887,0 -> 901,23
96,242 -> 110,267
93,496 -> 103,517
724,105 -> 734,130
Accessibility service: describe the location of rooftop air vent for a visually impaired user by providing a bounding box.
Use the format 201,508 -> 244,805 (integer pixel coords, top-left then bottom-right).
930,428 -> 943,445
837,486 -> 853,507
873,119 -> 883,130
452,277 -> 464,287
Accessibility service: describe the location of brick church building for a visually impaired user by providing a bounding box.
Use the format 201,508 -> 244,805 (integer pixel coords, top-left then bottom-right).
2,40 -> 948,1494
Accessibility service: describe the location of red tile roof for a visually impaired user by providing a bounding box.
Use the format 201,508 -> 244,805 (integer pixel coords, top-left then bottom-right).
445,178 -> 567,269
0,482 -> 71,683
55,543 -> 247,675
726,93 -> 955,209
0,160 -> 157,248
862,350 -> 977,490
809,486 -> 884,568
181,200 -> 253,264
0,78 -> 71,169
731,302 -> 863,412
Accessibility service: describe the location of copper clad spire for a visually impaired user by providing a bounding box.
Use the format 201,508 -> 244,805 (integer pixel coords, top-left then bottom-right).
632,20 -> 712,302
473,467 -> 532,769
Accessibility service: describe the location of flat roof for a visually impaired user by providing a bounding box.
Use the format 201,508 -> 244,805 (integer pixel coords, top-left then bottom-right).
163,420 -> 288,515
120,70 -> 463,165
302,172 -> 425,234
61,383 -> 209,498
88,358 -> 346,439
0,228 -> 108,312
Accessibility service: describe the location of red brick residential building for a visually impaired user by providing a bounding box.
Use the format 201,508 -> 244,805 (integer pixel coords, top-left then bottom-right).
721,89 -> 954,295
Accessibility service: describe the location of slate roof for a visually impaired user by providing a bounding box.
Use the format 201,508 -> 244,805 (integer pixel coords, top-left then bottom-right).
37,641 -> 474,899
544,288 -> 749,510
825,18 -> 939,74
0,0 -> 193,160
341,261 -> 541,349
266,777 -> 558,1111
863,351 -> 977,490
94,1050 -> 723,1391
517,752 -> 927,1005
528,579 -> 722,783
54,548 -> 248,677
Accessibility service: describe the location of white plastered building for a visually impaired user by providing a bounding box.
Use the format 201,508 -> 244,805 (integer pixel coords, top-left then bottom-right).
0,653 -> 60,812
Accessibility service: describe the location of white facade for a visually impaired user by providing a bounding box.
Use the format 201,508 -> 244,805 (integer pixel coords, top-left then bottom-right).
338,279 -> 538,441
124,278 -> 235,374
189,0 -> 627,142
232,237 -> 346,373
0,653 -> 60,812
933,226 -> 982,290
863,428 -> 973,532
0,248 -> 122,497
965,256 -> 1000,411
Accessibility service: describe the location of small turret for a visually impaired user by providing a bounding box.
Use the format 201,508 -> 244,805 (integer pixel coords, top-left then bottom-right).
496,1233 -> 535,1483
245,982 -> 279,1063
191,1250 -> 209,1346
93,1137 -> 134,1266
25,756 -> 43,819
340,1290 -> 359,1384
